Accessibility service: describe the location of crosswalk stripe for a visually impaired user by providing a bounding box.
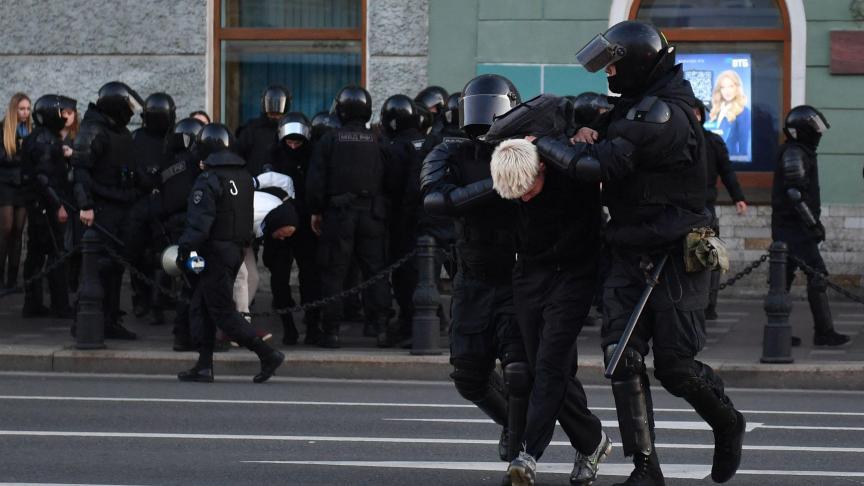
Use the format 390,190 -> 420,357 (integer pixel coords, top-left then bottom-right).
1,430 -> 863,453
1,395 -> 863,417
242,460 -> 864,478
384,418 -> 763,432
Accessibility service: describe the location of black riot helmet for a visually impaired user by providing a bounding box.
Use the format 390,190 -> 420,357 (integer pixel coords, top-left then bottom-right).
334,85 -> 372,124
278,112 -> 312,142
443,92 -> 461,126
311,111 -> 341,141
459,74 -> 521,138
576,21 -> 675,97
380,94 -> 421,134
166,117 -> 205,154
414,86 -> 449,114
33,94 -> 67,133
141,92 -> 176,133
195,123 -> 234,161
571,91 -> 612,126
96,81 -> 144,127
262,85 -> 292,116
784,105 -> 830,148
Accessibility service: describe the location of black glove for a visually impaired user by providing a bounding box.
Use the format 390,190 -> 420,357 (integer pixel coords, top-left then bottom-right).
810,222 -> 826,243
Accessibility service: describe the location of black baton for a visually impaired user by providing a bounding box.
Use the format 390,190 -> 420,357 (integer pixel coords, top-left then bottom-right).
604,253 -> 669,379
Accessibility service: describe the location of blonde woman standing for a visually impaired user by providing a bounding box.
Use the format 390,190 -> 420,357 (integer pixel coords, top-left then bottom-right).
0,93 -> 32,289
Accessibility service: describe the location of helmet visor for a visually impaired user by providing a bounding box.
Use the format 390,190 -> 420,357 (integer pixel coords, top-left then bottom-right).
810,113 -> 830,133
279,122 -> 311,142
575,33 -> 627,73
459,94 -> 514,132
264,95 -> 289,115
127,90 -> 144,115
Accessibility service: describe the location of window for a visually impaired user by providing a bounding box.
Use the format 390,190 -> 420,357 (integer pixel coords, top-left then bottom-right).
631,0 -> 790,200
213,0 -> 365,130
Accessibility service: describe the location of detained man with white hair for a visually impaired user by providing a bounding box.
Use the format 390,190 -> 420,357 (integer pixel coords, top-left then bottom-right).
491,137 -> 611,486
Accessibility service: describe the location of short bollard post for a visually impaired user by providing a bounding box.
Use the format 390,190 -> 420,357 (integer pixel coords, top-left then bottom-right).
761,241 -> 793,363
411,236 -> 442,355
75,229 -> 106,349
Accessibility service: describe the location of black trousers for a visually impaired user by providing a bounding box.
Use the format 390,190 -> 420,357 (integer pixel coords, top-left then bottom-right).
513,261 -> 602,458
317,206 -> 390,327
190,241 -> 257,360
263,222 -> 321,313
93,202 -> 130,324
602,251 -> 730,438
23,202 -> 70,312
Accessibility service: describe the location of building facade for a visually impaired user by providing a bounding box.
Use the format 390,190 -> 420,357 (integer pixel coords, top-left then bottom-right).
1,0 -> 861,295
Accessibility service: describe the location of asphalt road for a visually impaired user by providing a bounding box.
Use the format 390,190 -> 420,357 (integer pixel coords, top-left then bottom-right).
0,372 -> 863,485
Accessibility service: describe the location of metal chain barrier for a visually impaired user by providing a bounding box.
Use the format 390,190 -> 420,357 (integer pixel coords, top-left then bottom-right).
103,241 -> 421,317
788,254 -> 864,306
257,247 -> 421,317
0,244 -> 82,299
712,252 -> 770,291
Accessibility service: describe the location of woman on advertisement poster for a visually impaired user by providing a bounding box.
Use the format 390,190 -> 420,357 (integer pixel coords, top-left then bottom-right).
709,70 -> 751,158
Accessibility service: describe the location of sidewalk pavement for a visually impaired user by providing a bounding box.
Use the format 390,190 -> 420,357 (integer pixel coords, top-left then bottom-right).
2,287 -> 864,389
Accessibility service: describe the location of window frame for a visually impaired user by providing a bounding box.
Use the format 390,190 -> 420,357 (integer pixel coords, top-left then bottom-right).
629,0 -> 792,201
211,0 -> 367,123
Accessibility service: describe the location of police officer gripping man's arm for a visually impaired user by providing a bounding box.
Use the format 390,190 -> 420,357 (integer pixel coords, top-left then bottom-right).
770,106 -> 849,347
174,123 -> 285,384
534,22 -> 746,485
421,74 -> 534,484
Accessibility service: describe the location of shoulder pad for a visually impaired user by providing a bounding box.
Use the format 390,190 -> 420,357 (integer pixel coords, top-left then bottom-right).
781,145 -> 806,182
626,96 -> 671,124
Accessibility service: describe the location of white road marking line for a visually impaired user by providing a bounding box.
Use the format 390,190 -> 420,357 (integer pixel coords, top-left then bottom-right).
384,418 -> 762,432
838,314 -> 864,318
758,424 -> 864,431
707,318 -> 739,323
2,430 -> 864,453
833,320 -> 864,326
719,312 -> 749,316
241,460 -> 864,479
2,395 -> 864,417
705,326 -> 731,334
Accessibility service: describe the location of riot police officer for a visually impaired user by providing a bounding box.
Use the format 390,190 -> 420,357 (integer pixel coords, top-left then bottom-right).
123,117 -> 205,350
535,21 -> 746,485
306,86 -> 395,348
415,85 -> 449,138
235,85 -> 291,176
310,111 -> 341,143
265,112 -> 323,345
128,92 -> 176,323
771,106 -> 849,347
379,94 -> 427,344
176,123 -> 284,383
21,94 -> 76,318
72,81 -> 144,340
421,74 -> 530,473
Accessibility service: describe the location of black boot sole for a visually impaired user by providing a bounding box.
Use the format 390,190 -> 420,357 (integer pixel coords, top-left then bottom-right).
253,351 -> 285,383
711,410 -> 746,483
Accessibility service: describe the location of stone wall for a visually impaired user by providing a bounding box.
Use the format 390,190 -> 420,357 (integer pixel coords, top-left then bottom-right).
0,0 -> 207,123
717,203 -> 864,299
367,0 -> 429,120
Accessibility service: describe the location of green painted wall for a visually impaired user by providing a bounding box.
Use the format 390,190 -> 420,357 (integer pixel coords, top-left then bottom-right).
804,0 -> 864,203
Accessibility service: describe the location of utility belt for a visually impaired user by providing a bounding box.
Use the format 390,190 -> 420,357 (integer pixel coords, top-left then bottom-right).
326,192 -> 389,220
460,226 -> 513,246
457,247 -> 514,282
93,166 -> 137,190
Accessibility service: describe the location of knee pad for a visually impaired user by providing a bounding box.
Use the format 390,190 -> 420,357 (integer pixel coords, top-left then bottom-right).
503,361 -> 532,398
604,344 -> 645,380
652,355 -> 699,398
450,360 -> 492,402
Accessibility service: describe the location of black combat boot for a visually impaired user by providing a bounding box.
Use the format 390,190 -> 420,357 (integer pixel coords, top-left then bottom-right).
249,337 -> 285,383
809,287 -> 850,347
376,315 -> 391,348
104,313 -> 137,340
711,410 -> 746,483
613,451 -> 665,486
281,313 -> 299,345
177,366 -> 214,383
303,310 -> 323,345
318,320 -> 340,348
